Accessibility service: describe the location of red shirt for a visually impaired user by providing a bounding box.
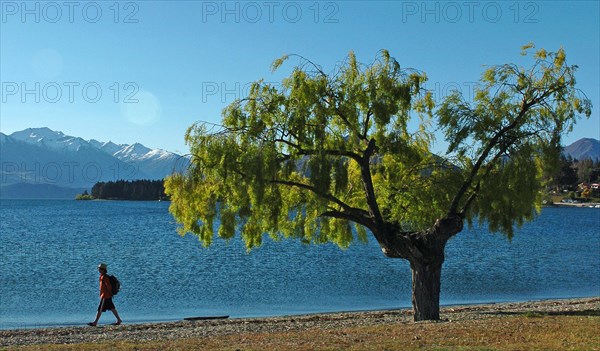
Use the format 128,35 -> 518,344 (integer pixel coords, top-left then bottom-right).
99,273 -> 113,299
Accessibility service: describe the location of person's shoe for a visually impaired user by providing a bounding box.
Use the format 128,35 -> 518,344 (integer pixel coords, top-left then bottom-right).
112,321 -> 122,325
87,322 -> 97,327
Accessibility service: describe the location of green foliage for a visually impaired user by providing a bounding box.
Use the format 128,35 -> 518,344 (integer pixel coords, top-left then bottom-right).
166,46 -> 591,250
92,180 -> 168,201
438,46 -> 591,237
576,158 -> 599,183
75,190 -> 94,200
469,146 -> 543,239
166,50 -> 438,249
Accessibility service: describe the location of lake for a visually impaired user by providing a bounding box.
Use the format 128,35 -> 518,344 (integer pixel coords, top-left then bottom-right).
0,199 -> 598,330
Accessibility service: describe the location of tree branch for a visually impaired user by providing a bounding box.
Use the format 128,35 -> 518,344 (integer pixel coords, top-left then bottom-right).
360,139 -> 385,226
363,109 -> 373,140
456,127 -> 545,216
272,139 -> 363,162
320,210 -> 375,232
449,97 -> 533,214
269,179 -> 369,219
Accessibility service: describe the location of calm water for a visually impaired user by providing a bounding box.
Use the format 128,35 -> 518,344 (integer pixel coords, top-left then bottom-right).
0,199 -> 599,329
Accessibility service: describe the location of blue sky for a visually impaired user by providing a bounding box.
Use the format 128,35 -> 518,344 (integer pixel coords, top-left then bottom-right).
1,1 -> 598,155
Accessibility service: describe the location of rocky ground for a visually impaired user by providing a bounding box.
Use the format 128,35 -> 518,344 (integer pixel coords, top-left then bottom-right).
1,297 -> 598,348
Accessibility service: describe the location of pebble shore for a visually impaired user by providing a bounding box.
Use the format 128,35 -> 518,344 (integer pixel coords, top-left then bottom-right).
1,297 -> 598,347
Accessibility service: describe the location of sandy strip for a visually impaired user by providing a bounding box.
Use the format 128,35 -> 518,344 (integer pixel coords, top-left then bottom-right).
1,297 -> 598,347
552,202 -> 600,208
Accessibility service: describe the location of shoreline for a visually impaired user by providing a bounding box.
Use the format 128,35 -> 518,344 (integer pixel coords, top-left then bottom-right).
550,201 -> 600,208
2,297 -> 598,348
2,295 -> 596,332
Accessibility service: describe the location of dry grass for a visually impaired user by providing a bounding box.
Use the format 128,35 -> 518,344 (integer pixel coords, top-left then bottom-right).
7,312 -> 599,351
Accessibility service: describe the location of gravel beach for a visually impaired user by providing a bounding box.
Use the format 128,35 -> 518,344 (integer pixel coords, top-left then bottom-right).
1,297 -> 598,348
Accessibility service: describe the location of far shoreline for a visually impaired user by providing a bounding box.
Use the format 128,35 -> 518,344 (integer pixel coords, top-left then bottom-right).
549,201 -> 600,208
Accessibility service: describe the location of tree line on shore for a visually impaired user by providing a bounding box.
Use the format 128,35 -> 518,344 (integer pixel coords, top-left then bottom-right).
549,155 -> 600,199
75,153 -> 598,202
76,180 -> 168,201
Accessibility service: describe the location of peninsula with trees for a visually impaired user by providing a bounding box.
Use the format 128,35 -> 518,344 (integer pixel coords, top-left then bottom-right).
75,180 -> 168,201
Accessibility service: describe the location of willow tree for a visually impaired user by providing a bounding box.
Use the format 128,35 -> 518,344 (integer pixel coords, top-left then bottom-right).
165,46 -> 591,321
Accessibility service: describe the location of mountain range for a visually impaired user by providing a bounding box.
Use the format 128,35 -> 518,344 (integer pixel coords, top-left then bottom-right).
1,127 -> 189,198
0,127 -> 598,199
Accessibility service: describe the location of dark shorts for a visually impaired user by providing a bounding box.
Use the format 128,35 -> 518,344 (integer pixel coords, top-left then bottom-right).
98,298 -> 116,312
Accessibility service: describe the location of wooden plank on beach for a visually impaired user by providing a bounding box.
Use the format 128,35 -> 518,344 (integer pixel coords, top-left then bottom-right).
183,315 -> 229,321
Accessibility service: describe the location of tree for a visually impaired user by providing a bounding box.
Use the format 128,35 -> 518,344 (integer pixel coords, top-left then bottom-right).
165,46 -> 591,321
576,158 -> 595,184
554,154 -> 578,190
91,179 -> 167,200
75,189 -> 94,200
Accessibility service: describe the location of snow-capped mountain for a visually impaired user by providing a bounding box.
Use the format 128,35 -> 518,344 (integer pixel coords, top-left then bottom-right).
92,140 -> 187,179
10,127 -> 90,153
88,139 -> 184,171
1,128 -> 188,193
88,139 -> 123,156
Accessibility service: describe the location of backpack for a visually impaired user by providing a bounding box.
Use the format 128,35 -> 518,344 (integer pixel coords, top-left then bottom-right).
108,275 -> 121,296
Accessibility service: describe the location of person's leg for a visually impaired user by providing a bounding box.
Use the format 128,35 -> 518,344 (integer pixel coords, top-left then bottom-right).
89,310 -> 102,326
89,299 -> 105,326
110,308 -> 122,325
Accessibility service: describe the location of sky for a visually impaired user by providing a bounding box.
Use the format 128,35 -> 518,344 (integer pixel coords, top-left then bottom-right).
1,1 -> 599,155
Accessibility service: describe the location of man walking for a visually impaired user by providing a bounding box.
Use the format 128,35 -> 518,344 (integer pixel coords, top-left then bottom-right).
88,263 -> 122,326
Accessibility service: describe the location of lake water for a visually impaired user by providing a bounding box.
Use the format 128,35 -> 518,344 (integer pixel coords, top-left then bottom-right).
0,199 -> 599,330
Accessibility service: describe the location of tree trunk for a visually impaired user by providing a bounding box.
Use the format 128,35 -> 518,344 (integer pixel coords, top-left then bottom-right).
410,260 -> 443,321
373,216 -> 462,322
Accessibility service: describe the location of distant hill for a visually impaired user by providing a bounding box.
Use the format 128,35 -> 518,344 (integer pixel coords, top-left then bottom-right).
0,127 -> 190,198
563,138 -> 600,161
